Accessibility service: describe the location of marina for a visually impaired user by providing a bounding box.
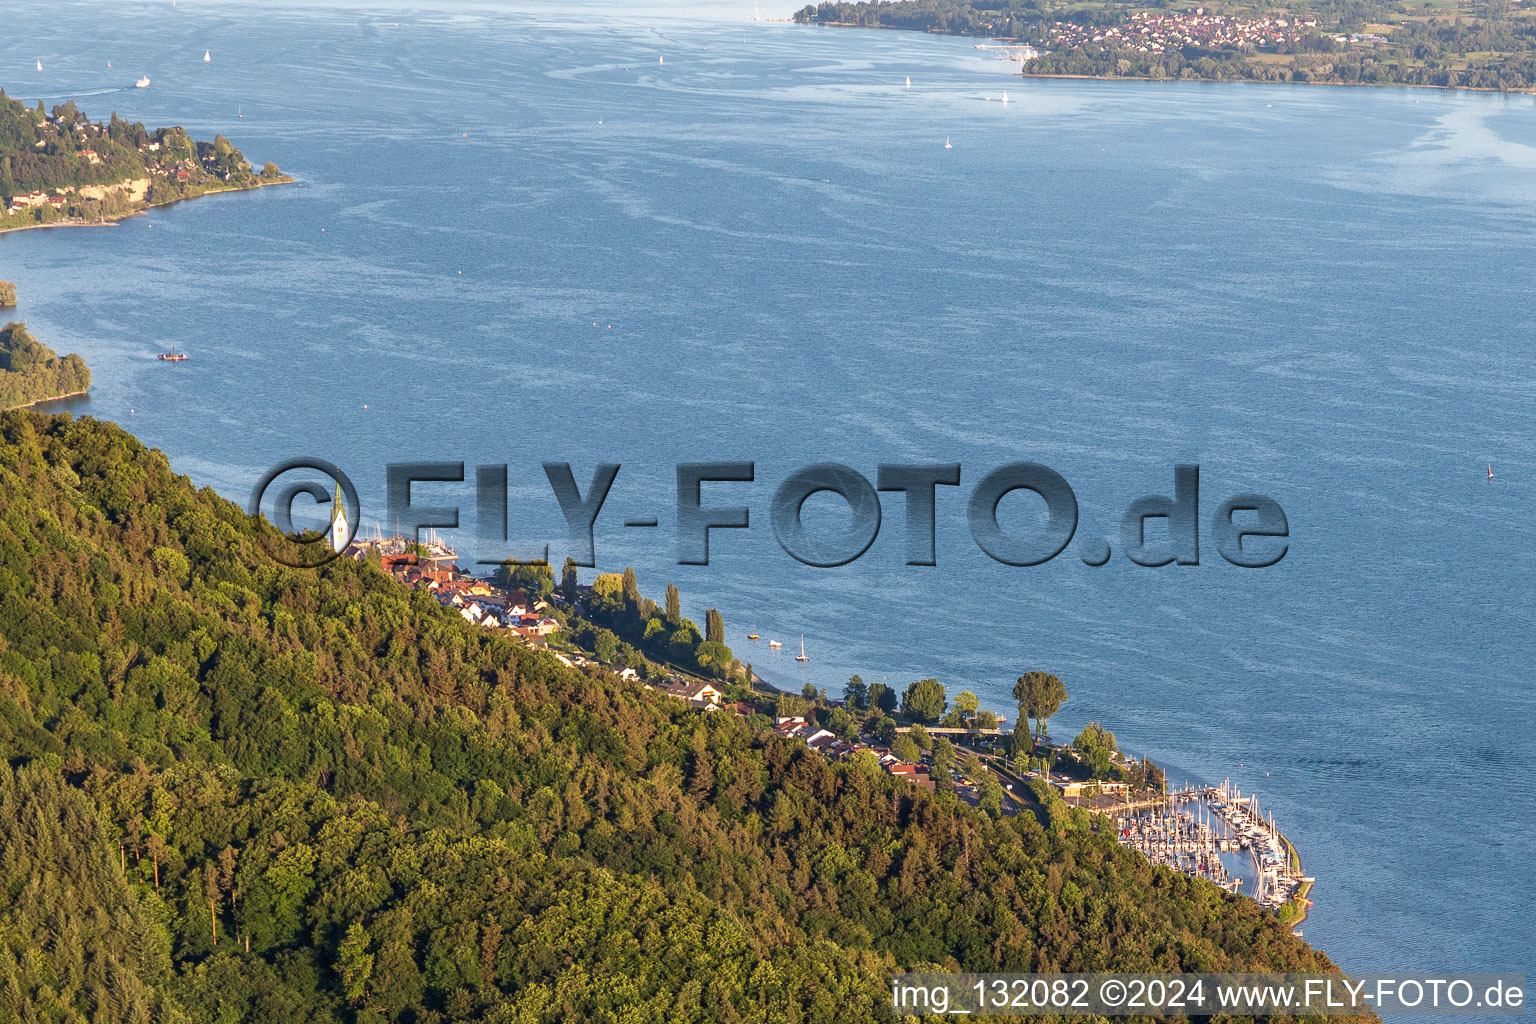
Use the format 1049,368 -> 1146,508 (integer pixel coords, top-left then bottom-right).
1115,780 -> 1313,924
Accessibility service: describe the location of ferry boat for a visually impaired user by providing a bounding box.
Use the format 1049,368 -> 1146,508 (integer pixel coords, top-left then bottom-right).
136,76 -> 151,88
156,347 -> 188,362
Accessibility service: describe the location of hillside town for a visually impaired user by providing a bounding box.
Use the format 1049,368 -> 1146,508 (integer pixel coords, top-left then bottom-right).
342,532 -> 1156,818
336,529 -> 1310,926
341,533 -> 974,794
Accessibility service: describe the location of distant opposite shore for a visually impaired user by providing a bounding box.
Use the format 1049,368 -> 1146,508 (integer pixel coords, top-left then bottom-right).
793,1 -> 1536,94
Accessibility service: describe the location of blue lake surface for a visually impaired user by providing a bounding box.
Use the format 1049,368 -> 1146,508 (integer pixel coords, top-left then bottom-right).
5,0 -> 1534,995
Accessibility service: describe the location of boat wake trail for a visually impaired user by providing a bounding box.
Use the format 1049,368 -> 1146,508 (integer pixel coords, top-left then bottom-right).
34,87 -> 132,101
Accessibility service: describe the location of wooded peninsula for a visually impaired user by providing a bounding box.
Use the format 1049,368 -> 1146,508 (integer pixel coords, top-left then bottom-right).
0,89 -> 291,232
795,0 -> 1536,90
0,318 -> 90,409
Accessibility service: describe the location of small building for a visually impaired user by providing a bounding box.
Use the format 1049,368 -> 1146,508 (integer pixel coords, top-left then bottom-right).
664,679 -> 724,706
1053,778 -> 1129,800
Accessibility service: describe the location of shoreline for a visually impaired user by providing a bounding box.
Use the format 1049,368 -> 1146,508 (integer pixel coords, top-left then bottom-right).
0,177 -> 295,238
3,388 -> 91,411
1012,70 -> 1530,95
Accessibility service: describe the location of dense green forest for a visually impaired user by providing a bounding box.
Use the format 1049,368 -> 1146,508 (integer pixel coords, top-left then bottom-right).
794,0 -> 1536,90
0,91 -> 289,228
0,411 -> 1354,1023
0,322 -> 90,409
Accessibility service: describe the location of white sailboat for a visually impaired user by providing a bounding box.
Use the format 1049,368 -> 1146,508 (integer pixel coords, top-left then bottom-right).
905,75 -> 911,89
135,75 -> 151,88
1001,90 -> 1009,104
36,59 -> 43,72
944,136 -> 952,149
203,50 -> 211,62
795,635 -> 810,662
658,55 -> 664,64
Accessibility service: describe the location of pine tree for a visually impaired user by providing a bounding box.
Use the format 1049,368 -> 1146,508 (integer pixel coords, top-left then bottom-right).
664,583 -> 681,626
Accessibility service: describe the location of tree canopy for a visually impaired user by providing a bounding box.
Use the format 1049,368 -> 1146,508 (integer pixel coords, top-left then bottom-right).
1014,670 -> 1068,738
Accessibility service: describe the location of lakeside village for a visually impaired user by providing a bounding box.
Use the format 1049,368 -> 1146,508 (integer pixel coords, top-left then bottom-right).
972,9 -> 1389,60
340,528 -> 1314,930
1,97 -> 288,228
1029,9 -> 1329,56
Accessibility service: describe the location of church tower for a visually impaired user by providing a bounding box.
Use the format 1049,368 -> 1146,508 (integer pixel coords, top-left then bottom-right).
328,480 -> 350,553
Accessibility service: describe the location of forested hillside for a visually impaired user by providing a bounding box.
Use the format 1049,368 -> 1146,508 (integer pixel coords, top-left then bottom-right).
0,410 -> 1347,1024
0,322 -> 90,409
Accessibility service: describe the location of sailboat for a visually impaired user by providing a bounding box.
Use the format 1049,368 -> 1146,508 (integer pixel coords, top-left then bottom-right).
795,635 -> 810,662
1487,463 -> 1494,480
204,50 -> 211,62
658,55 -> 664,64
746,623 -> 760,641
1001,90 -> 1009,104
905,75 -> 911,89
237,104 -> 243,118
944,136 -> 952,149
36,59 -> 43,72
136,75 -> 151,88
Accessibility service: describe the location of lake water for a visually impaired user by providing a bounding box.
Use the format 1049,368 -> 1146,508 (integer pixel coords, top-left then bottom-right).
5,0 -> 1534,996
